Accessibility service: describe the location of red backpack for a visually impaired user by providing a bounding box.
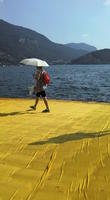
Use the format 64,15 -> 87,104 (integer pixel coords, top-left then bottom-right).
43,71 -> 50,85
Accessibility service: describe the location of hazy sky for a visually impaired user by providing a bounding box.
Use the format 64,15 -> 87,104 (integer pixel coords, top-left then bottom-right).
0,0 -> 110,49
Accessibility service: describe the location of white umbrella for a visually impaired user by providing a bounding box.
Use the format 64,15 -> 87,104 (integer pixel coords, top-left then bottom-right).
20,58 -> 49,67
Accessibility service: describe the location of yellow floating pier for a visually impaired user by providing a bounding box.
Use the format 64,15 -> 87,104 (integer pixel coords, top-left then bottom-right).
0,98 -> 110,200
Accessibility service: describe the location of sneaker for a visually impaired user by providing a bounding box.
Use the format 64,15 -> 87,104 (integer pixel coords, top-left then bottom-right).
30,105 -> 36,110
42,108 -> 50,113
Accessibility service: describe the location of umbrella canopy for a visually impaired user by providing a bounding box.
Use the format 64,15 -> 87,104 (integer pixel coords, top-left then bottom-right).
20,58 -> 49,67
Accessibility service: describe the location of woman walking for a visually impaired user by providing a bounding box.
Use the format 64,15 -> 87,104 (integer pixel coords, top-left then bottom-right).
30,67 -> 50,112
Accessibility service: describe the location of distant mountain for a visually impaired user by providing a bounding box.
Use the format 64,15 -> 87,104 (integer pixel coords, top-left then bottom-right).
65,43 -> 97,53
71,49 -> 110,64
0,20 -> 88,65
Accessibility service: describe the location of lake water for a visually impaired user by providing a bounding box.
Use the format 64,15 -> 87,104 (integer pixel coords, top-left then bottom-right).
0,64 -> 110,102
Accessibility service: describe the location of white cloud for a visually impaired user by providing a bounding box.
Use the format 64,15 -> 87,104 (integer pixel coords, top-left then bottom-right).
81,34 -> 89,38
104,0 -> 110,6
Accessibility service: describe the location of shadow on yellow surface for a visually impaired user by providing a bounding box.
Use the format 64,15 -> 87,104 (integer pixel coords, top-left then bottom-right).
29,130 -> 110,145
0,110 -> 37,116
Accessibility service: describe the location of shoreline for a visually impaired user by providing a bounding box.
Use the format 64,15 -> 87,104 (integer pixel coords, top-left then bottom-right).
0,97 -> 110,105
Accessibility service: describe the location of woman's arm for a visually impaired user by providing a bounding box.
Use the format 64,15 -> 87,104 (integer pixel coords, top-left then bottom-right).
33,71 -> 41,81
36,71 -> 40,80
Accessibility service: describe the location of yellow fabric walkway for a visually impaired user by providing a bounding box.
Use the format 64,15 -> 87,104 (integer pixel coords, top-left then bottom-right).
0,98 -> 110,200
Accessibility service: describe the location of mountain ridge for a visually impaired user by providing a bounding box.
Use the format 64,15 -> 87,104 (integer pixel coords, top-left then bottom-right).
0,19 -> 89,65
65,42 -> 97,52
0,19 -> 98,65
71,49 -> 110,64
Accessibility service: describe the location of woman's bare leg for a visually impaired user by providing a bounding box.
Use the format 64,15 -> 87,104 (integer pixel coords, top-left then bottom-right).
30,97 -> 39,110
34,97 -> 39,107
42,97 -> 49,110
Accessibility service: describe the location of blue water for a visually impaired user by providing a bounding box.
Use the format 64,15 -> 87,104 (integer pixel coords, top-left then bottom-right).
0,64 -> 110,102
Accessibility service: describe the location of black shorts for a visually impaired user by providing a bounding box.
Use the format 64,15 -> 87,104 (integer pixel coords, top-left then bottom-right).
36,91 -> 46,97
